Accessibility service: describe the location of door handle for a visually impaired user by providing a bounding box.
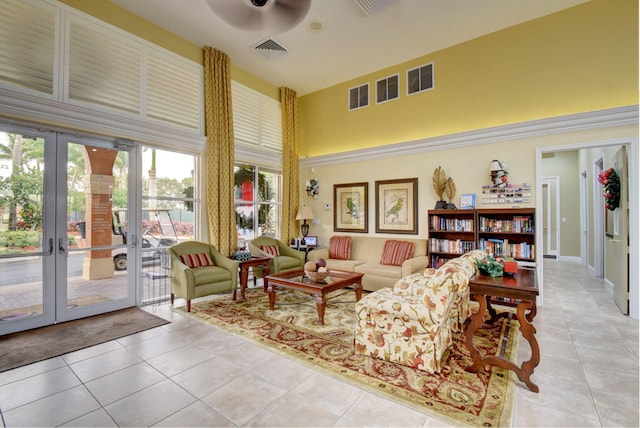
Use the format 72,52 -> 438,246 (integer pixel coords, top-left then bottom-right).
59,237 -> 66,254
0,238 -> 53,259
608,239 -> 621,243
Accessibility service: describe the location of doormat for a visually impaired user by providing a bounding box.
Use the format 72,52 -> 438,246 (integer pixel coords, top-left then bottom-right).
0,307 -> 169,373
181,289 -> 518,427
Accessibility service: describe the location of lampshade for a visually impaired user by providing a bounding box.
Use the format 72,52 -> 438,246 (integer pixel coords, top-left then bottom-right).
295,205 -> 315,220
490,160 -> 503,171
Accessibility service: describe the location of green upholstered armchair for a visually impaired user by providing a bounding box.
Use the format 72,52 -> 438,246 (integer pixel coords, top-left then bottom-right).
167,241 -> 239,312
247,236 -> 305,283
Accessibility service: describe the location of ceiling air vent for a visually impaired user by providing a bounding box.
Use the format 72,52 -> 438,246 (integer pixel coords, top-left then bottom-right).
253,38 -> 289,60
353,0 -> 397,15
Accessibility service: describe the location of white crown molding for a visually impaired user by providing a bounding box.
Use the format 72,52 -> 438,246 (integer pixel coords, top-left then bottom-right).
300,105 -> 639,168
0,88 -> 207,153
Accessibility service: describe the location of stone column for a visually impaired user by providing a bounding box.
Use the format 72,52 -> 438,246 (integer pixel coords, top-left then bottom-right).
82,148 -> 118,280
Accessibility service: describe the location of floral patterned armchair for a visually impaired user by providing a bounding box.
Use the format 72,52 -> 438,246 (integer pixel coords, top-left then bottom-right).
354,250 -> 485,373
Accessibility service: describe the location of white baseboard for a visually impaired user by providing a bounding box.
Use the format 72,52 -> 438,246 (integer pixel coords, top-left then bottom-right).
558,256 -> 581,263
604,278 -> 614,293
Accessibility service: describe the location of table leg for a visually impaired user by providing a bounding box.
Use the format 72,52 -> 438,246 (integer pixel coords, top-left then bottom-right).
353,281 -> 363,301
267,280 -> 276,310
314,294 -> 326,325
465,294 -> 540,393
515,300 -> 540,393
239,265 -> 250,301
464,293 -> 487,373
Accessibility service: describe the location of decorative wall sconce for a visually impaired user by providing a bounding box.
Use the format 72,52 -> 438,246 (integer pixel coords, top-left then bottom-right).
306,179 -> 319,198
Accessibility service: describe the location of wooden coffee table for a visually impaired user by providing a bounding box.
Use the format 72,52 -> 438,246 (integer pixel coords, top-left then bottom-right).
264,269 -> 364,325
464,268 -> 540,392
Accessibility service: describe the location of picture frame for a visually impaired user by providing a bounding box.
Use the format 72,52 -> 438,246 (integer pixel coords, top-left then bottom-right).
304,236 -> 317,246
375,178 -> 418,234
333,182 -> 368,233
460,193 -> 476,209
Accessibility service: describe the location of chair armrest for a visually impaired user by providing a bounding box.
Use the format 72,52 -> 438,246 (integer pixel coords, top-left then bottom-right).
211,253 -> 240,287
307,248 -> 329,261
401,255 -> 429,277
172,259 -> 195,285
279,245 -> 306,263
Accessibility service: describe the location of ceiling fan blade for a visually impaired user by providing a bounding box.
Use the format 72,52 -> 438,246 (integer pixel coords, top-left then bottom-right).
205,0 -> 264,31
269,0 -> 311,31
206,0 -> 311,33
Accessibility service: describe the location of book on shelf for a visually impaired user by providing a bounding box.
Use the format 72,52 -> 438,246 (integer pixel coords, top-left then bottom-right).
429,238 -> 476,254
479,238 -> 535,259
429,216 -> 474,232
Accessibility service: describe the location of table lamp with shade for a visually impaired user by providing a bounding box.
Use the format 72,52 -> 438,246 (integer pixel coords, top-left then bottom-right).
295,205 -> 315,244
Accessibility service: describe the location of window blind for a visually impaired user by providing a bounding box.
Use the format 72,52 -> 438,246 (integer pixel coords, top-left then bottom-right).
232,81 -> 282,153
68,15 -> 141,114
0,0 -> 57,96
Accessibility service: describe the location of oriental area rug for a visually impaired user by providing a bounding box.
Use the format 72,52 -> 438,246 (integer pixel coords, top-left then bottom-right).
183,288 -> 519,427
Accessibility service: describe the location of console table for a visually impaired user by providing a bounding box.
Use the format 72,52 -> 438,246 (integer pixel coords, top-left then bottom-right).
464,268 -> 540,392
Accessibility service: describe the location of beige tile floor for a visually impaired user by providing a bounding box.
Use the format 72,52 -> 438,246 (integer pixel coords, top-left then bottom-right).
0,259 -> 638,427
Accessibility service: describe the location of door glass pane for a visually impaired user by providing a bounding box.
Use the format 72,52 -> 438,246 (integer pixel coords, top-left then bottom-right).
66,142 -> 129,310
0,132 -> 46,321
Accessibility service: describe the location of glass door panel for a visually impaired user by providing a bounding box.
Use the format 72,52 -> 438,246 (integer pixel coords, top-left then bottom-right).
57,139 -> 135,322
0,130 -> 53,334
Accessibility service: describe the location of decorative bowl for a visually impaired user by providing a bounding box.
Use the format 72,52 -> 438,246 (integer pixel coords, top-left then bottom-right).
305,270 -> 329,282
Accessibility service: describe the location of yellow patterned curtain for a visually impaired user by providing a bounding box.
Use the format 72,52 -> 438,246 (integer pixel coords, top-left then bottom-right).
280,87 -> 300,243
204,47 -> 236,255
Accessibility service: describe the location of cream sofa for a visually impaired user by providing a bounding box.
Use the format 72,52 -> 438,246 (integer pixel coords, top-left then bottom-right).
354,250 -> 485,373
306,236 -> 428,291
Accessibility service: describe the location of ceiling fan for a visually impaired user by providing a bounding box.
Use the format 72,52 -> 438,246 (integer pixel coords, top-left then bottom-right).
206,0 -> 312,33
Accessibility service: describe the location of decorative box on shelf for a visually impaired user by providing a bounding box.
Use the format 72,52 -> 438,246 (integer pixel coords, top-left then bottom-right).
231,251 -> 251,261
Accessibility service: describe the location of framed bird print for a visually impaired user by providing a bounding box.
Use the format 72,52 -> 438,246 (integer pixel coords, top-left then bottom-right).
333,182 -> 368,233
375,178 -> 418,234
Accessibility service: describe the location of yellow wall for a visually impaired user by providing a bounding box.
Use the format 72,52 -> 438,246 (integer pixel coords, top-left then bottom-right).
299,125 -> 636,246
298,0 -> 638,157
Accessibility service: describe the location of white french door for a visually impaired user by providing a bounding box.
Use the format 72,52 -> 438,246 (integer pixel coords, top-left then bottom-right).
0,124 -> 138,335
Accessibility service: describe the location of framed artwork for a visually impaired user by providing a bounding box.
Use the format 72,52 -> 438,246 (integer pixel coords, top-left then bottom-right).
375,178 -> 418,234
333,182 -> 368,233
460,193 -> 476,209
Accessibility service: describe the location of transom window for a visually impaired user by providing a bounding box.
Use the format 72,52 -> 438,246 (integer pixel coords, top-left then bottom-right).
348,83 -> 369,110
407,62 -> 434,95
376,74 -> 399,104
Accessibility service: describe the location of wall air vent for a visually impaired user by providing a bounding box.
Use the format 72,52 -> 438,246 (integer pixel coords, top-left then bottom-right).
253,38 -> 289,60
353,0 -> 397,15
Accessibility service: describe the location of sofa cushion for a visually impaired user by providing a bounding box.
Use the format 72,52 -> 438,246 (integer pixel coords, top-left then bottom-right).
380,240 -> 415,266
329,236 -> 352,260
180,252 -> 214,268
355,262 -> 403,279
325,258 -> 365,272
192,265 -> 231,286
260,244 -> 280,257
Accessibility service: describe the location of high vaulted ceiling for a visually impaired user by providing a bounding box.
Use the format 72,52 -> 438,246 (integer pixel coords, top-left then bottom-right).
109,0 -> 588,96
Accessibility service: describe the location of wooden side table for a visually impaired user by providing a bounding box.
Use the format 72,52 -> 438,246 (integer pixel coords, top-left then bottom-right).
232,256 -> 271,301
464,268 -> 540,392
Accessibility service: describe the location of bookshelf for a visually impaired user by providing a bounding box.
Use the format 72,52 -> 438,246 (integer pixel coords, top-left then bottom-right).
427,208 -> 536,268
428,207 -> 536,307
476,208 -> 536,265
427,209 -> 477,268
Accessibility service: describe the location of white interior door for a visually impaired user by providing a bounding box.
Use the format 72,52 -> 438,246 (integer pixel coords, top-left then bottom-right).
610,146 -> 629,314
